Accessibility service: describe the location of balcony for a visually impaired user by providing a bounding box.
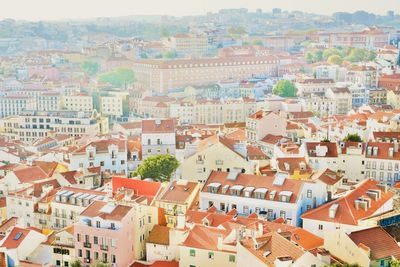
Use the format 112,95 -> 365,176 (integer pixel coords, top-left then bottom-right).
196,160 -> 204,164
83,242 -> 91,248
100,245 -> 108,251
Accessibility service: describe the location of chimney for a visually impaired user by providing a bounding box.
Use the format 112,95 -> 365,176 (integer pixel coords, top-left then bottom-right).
377,183 -> 388,193
389,147 -> 394,158
329,204 -> 338,219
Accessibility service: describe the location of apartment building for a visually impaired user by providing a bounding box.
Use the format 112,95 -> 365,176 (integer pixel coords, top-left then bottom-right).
378,73 -> 400,91
181,135 -> 269,182
364,141 -> 400,185
200,170 -> 327,226
3,110 -> 109,143
100,96 -> 123,117
70,138 -> 128,174
246,111 -> 287,142
154,180 -> 200,228
295,79 -> 335,97
345,65 -> 377,88
328,28 -> 388,49
35,186 -> 107,230
37,92 -> 62,111
74,201 -> 136,266
162,34 -> 209,57
43,226 -> 76,267
325,87 -> 352,115
7,179 -> 60,228
141,118 -> 176,159
0,95 -> 36,118
132,55 -> 279,92
302,180 -> 393,238
324,227 -> 400,267
63,94 -> 93,112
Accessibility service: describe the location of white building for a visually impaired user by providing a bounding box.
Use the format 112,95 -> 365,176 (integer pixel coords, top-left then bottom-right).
246,111 -> 287,142
0,95 -> 36,118
70,138 -> 128,174
200,170 -> 327,226
302,179 -> 393,238
100,96 -> 123,117
141,118 -> 176,159
63,94 -> 93,112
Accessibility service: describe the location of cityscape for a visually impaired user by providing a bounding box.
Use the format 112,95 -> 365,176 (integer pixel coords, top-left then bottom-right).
1,1 -> 400,266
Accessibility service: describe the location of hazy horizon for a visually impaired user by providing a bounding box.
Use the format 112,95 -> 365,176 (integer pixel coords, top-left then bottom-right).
0,0 -> 399,21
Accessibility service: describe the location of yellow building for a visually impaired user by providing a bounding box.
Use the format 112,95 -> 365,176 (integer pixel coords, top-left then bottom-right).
274,157 -> 313,180
181,135 -> 269,183
179,224 -> 237,267
386,89 -> 400,108
154,180 -> 199,228
324,226 -> 400,267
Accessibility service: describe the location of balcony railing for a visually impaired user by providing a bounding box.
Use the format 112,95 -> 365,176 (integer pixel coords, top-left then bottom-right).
83,242 -> 91,248
100,245 -> 108,251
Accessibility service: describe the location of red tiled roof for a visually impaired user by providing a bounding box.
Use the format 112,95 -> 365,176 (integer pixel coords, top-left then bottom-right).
1,227 -> 29,249
306,142 -> 338,157
348,227 -> 400,260
302,179 -> 393,225
203,171 -> 305,203
276,157 -> 312,175
112,177 -> 161,198
180,224 -> 233,252
313,169 -> 343,186
80,201 -> 132,221
365,142 -> 400,160
141,119 -> 175,134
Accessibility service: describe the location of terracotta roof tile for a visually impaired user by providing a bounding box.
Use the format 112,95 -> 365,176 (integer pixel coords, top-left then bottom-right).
348,227 -> 400,260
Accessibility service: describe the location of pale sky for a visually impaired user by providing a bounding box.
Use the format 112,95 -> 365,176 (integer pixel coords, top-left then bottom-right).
0,0 -> 398,21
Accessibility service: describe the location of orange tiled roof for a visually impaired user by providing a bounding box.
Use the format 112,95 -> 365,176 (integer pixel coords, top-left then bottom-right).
301,179 -> 393,225
348,226 -> 400,260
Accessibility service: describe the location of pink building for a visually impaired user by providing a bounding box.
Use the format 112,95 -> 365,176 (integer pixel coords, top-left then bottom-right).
74,201 -> 136,267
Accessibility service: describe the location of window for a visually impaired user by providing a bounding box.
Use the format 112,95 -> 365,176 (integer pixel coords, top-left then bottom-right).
307,189 -> 312,198
318,224 -> 323,230
94,236 -> 98,244
96,221 -> 100,228
112,255 -> 116,263
243,205 -> 249,214
77,234 -> 81,242
78,249 -> 82,257
279,211 -> 286,219
229,255 -> 236,263
190,249 -> 196,257
208,252 -> 214,259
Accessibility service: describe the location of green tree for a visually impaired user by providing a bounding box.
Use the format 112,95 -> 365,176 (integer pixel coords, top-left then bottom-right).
252,39 -> 263,46
273,80 -> 297,97
323,47 -> 344,59
163,51 -> 177,59
343,133 -> 362,142
390,258 -> 400,267
327,55 -> 343,65
71,260 -> 82,267
134,155 -> 179,182
98,68 -> 135,88
227,26 -> 247,36
81,60 -> 100,76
